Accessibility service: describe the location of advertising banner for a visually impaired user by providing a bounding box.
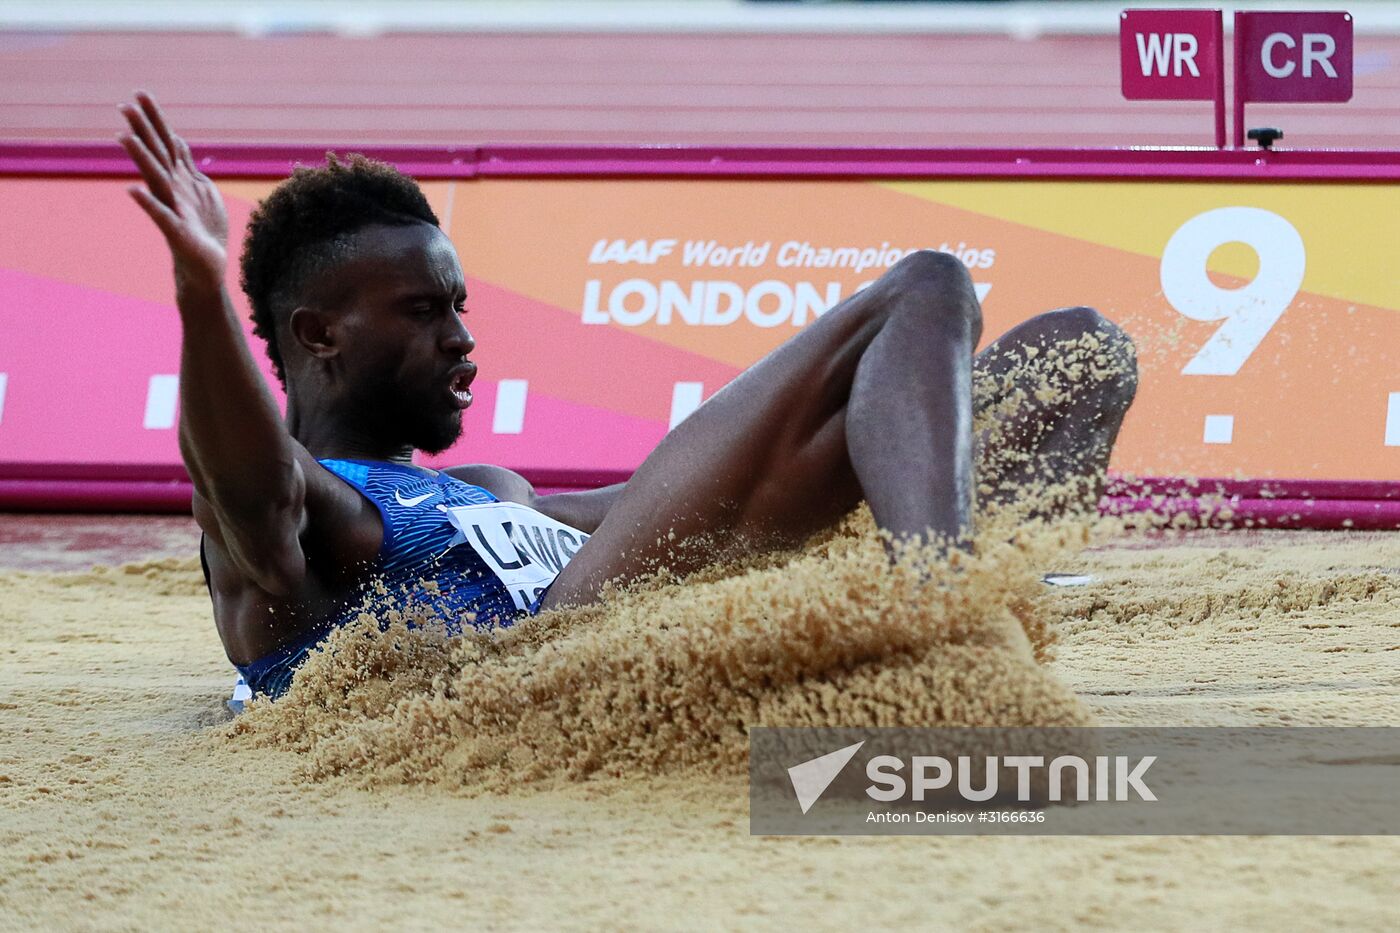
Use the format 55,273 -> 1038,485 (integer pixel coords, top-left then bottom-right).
1,172 -> 1397,492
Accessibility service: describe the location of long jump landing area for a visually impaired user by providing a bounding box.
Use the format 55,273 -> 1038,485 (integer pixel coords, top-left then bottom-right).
1,511 -> 1397,928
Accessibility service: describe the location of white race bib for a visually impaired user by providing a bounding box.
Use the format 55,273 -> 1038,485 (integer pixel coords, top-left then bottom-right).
443,502 -> 590,611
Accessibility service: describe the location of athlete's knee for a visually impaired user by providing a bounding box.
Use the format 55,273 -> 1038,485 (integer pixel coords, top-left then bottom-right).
878,249 -> 982,337
1049,306 -> 1138,407
1066,307 -> 1135,373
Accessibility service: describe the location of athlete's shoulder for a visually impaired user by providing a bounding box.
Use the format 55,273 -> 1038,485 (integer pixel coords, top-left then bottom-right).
442,463 -> 535,506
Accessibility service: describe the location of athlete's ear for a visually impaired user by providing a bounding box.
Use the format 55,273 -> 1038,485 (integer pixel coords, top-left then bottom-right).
289,307 -> 339,360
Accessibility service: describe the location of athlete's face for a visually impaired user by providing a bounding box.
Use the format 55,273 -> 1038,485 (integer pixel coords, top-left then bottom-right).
322,223 -> 476,454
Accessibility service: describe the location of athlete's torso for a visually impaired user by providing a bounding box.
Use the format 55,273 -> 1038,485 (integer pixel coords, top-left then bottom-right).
318,458 -> 524,631
208,459 -> 588,698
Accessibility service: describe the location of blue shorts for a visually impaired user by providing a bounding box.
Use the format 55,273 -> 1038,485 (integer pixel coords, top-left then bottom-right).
233,623 -> 334,702
229,588 -> 549,708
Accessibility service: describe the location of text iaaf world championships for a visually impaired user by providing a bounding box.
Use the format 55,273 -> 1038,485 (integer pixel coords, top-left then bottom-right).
582,238 -> 996,328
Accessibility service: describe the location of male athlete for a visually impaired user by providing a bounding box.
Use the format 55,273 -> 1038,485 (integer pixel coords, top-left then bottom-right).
118,93 -> 1137,698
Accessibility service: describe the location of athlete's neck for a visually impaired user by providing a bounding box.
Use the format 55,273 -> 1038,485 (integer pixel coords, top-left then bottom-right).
285,393 -> 415,465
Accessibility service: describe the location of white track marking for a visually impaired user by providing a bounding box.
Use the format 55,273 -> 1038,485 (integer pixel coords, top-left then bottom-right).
1386,393 -> 1400,447
0,373 -> 7,426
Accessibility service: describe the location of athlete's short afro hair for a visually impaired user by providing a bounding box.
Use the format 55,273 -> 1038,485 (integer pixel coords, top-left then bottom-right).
239,153 -> 441,386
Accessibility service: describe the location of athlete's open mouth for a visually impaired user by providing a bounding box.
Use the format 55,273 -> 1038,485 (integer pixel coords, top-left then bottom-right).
448,364 -> 476,409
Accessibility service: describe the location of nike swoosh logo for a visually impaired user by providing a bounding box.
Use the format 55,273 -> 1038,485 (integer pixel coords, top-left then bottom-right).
394,489 -> 435,508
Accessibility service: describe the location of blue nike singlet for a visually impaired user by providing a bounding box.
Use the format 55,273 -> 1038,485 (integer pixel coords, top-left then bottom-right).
231,459 -> 585,699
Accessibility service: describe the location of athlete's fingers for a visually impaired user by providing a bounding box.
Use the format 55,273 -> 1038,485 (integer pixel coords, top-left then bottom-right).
175,136 -> 209,183
120,104 -> 171,174
118,133 -> 175,207
175,135 -> 198,173
118,132 -> 171,201
120,99 -> 173,170
128,185 -> 182,240
136,92 -> 181,168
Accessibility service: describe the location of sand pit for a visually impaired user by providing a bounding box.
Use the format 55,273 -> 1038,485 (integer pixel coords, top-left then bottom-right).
0,514 -> 1397,929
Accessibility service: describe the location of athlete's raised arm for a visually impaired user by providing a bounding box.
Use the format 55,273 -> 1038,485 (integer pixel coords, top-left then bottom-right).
119,93 -> 310,595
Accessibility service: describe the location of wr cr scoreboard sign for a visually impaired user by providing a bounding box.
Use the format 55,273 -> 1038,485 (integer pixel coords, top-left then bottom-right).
1120,9 -> 1223,100
1119,9 -> 1353,147
1237,11 -> 1354,102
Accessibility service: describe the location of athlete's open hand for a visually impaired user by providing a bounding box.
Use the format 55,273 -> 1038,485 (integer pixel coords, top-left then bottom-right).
119,92 -> 229,292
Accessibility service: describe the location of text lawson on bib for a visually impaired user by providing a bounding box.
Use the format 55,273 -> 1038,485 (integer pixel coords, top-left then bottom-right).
443,502 -> 591,610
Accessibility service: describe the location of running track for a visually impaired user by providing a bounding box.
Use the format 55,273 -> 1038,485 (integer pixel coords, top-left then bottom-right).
1,30 -> 1397,149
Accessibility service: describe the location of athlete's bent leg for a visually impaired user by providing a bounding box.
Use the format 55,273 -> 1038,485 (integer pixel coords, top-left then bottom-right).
540,250 -> 982,609
973,306 -> 1138,514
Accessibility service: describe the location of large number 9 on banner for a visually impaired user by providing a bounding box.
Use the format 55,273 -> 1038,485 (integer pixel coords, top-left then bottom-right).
1160,207 -> 1306,376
